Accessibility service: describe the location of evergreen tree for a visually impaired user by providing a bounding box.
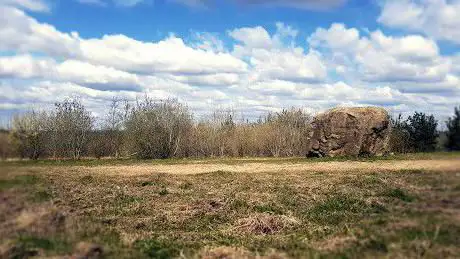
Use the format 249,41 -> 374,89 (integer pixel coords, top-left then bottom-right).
405,112 -> 438,152
445,106 -> 460,151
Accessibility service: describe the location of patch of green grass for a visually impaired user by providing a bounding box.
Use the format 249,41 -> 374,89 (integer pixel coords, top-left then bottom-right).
397,224 -> 460,246
182,212 -> 231,232
364,238 -> 388,253
0,174 -> 39,190
18,236 -> 54,250
276,184 -> 303,208
15,236 -> 71,255
382,188 -> 415,202
308,196 -> 386,225
134,238 -> 185,259
31,190 -> 52,202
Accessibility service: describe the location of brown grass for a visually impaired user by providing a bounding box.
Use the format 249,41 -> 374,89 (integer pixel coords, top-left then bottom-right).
64,159 -> 460,176
0,156 -> 459,258
233,213 -> 300,235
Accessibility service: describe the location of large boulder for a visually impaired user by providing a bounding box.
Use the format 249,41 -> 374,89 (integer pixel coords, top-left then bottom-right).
307,107 -> 391,157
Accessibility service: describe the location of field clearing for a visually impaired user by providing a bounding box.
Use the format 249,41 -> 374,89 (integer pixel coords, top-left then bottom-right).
1,154 -> 460,258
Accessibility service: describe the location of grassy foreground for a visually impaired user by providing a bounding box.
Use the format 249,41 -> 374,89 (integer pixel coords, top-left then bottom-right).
0,156 -> 459,258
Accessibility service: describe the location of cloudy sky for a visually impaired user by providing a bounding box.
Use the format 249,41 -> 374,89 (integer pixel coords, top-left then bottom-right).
0,0 -> 459,124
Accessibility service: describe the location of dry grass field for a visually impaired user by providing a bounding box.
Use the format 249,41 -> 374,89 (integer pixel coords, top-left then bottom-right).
1,153 -> 460,258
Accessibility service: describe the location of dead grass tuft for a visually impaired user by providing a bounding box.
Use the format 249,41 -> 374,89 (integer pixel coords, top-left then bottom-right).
198,246 -> 288,259
15,206 -> 66,236
313,235 -> 358,252
198,246 -> 254,259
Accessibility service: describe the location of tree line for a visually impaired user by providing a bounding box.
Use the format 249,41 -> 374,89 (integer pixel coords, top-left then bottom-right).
1,97 -> 459,160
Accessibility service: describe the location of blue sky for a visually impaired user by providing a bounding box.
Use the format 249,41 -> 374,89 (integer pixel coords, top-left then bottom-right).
0,0 -> 460,125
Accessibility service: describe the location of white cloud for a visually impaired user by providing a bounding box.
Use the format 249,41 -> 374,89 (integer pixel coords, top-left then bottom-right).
309,23 -> 452,84
378,0 -> 460,44
0,6 -> 81,57
76,0 -> 146,7
112,0 -> 145,6
191,32 -> 225,52
80,35 -> 248,75
229,26 -> 273,49
0,4 -> 458,122
0,55 -> 142,91
173,0 -> 347,10
0,6 -> 248,75
0,0 -> 49,12
230,24 -> 327,83
169,73 -> 240,86
76,0 -> 107,7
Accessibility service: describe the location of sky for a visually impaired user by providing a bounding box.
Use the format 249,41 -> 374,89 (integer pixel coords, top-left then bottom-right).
0,0 -> 460,125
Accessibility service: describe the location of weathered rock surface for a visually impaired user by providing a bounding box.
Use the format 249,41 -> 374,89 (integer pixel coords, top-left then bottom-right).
307,107 -> 391,157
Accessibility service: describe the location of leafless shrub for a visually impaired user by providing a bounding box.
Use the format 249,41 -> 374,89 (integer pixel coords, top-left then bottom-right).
0,130 -> 14,160
9,110 -> 48,159
188,108 -> 312,158
88,131 -> 113,159
49,98 -> 93,159
125,97 -> 193,159
6,98 -> 315,159
103,97 -> 129,158
262,108 -> 312,157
